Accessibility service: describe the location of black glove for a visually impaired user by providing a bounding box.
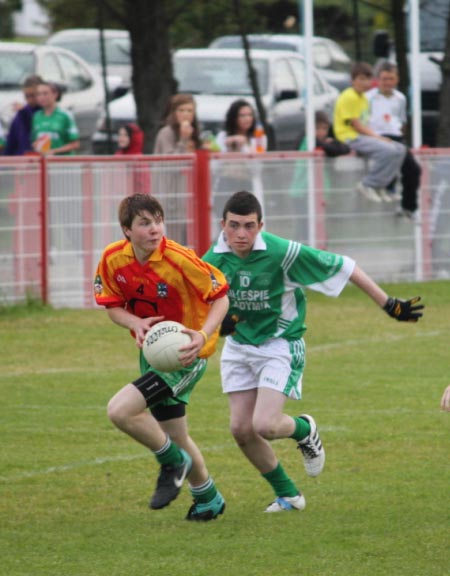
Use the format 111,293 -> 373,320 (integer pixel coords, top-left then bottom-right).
383,296 -> 424,322
220,313 -> 239,336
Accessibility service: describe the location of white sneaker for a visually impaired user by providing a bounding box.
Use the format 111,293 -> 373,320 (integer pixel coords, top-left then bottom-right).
402,209 -> 421,224
377,188 -> 394,202
297,414 -> 325,477
395,208 -> 421,224
356,182 -> 382,203
264,494 -> 306,513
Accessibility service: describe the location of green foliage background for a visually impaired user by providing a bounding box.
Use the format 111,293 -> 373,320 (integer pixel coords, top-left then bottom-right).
1,280 -> 449,575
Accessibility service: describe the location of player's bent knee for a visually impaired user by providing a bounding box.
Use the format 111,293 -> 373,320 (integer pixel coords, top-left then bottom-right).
230,422 -> 254,443
106,397 -> 132,428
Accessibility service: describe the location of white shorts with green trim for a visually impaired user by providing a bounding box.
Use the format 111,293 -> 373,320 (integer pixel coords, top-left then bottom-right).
221,336 -> 305,400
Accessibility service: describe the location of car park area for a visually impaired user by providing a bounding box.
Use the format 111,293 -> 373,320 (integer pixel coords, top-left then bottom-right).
92,47 -> 339,153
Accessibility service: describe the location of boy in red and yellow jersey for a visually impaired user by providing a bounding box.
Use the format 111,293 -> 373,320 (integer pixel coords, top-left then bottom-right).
94,194 -> 229,521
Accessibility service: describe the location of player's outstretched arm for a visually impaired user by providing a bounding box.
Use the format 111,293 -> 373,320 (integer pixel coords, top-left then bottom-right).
440,385 -> 450,412
349,265 -> 424,322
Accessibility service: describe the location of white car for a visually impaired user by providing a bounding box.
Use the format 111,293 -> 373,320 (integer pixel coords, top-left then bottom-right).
92,48 -> 339,153
46,28 -> 131,96
0,41 -> 105,151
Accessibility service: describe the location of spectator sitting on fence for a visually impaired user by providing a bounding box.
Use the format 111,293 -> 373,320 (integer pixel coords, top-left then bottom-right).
215,99 -> 267,153
153,93 -> 201,154
366,62 -> 421,221
299,111 -> 350,157
31,81 -> 80,156
333,62 -> 406,203
4,75 -> 43,156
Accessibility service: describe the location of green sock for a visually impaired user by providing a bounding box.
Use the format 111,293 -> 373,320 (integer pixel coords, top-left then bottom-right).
154,437 -> 184,467
262,462 -> 299,498
290,416 -> 311,442
190,477 -> 217,503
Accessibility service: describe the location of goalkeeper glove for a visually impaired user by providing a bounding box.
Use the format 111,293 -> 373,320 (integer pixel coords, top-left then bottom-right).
383,296 -> 424,322
220,313 -> 239,336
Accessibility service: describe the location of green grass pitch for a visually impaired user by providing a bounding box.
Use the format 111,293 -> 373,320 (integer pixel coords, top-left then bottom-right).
1,281 -> 449,576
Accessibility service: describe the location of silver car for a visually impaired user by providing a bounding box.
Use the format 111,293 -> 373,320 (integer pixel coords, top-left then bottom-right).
92,48 -> 339,152
0,41 -> 105,151
209,34 -> 352,91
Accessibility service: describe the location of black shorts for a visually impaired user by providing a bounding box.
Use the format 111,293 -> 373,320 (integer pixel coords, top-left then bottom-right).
150,402 -> 186,421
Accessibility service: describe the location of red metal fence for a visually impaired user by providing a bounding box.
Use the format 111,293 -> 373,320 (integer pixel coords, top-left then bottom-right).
0,149 -> 449,308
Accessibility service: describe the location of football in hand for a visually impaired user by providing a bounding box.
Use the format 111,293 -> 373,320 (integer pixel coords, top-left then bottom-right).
143,321 -> 191,372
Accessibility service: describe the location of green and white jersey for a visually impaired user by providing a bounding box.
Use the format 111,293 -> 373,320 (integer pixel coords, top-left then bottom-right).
203,231 -> 355,345
31,107 -> 80,154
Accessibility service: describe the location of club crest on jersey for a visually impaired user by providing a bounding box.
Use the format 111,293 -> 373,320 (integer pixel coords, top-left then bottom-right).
157,283 -> 168,298
210,271 -> 220,290
94,274 -> 103,295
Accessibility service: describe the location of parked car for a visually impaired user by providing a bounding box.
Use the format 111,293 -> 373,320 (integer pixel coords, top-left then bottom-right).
46,28 -> 131,98
0,41 -> 105,152
92,48 -> 339,153
209,34 -> 352,91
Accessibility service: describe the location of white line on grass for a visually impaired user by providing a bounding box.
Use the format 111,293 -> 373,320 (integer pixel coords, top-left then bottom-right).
0,443 -> 235,482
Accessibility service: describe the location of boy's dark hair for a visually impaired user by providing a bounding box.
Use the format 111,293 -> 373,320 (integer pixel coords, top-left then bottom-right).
23,75 -> 44,88
375,61 -> 398,76
351,62 -> 373,79
118,194 -> 164,233
315,111 -> 330,126
222,191 -> 262,222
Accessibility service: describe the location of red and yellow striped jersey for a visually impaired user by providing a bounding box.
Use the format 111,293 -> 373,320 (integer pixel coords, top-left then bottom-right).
94,237 -> 228,357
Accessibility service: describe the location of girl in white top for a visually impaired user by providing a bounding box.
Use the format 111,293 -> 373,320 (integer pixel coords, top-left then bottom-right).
216,99 -> 267,153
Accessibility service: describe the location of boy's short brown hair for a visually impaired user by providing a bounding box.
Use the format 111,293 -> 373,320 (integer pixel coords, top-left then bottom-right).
118,194 -> 164,232
351,62 -> 373,79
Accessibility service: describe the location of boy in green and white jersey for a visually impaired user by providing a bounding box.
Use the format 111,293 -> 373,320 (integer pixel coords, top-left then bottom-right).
31,81 -> 80,156
203,190 -> 424,513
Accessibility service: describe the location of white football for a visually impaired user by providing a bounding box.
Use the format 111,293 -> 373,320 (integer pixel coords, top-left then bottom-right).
143,321 -> 191,372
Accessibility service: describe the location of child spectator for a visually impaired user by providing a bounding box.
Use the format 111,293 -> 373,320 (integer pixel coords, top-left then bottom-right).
31,81 -> 80,156
333,62 -> 406,203
300,111 -> 350,157
4,75 -> 43,156
366,62 -> 421,220
215,99 -> 267,153
115,123 -> 149,194
153,94 -> 201,154
115,123 -> 144,155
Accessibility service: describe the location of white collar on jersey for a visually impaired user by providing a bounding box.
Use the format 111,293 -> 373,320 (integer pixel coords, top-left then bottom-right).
213,230 -> 267,253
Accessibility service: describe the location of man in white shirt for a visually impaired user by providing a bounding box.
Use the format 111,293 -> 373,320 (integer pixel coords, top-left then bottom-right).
367,62 -> 421,220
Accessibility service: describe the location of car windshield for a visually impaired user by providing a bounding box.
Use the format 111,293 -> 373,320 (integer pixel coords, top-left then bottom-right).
49,37 -> 131,65
0,52 -> 34,88
419,0 -> 450,52
174,56 -> 269,95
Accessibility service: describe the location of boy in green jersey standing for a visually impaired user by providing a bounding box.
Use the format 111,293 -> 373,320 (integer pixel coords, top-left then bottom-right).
203,190 -> 424,513
31,81 -> 80,155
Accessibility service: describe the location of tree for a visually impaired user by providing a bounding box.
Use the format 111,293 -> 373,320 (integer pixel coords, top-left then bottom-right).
125,0 -> 174,152
0,0 -> 23,39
